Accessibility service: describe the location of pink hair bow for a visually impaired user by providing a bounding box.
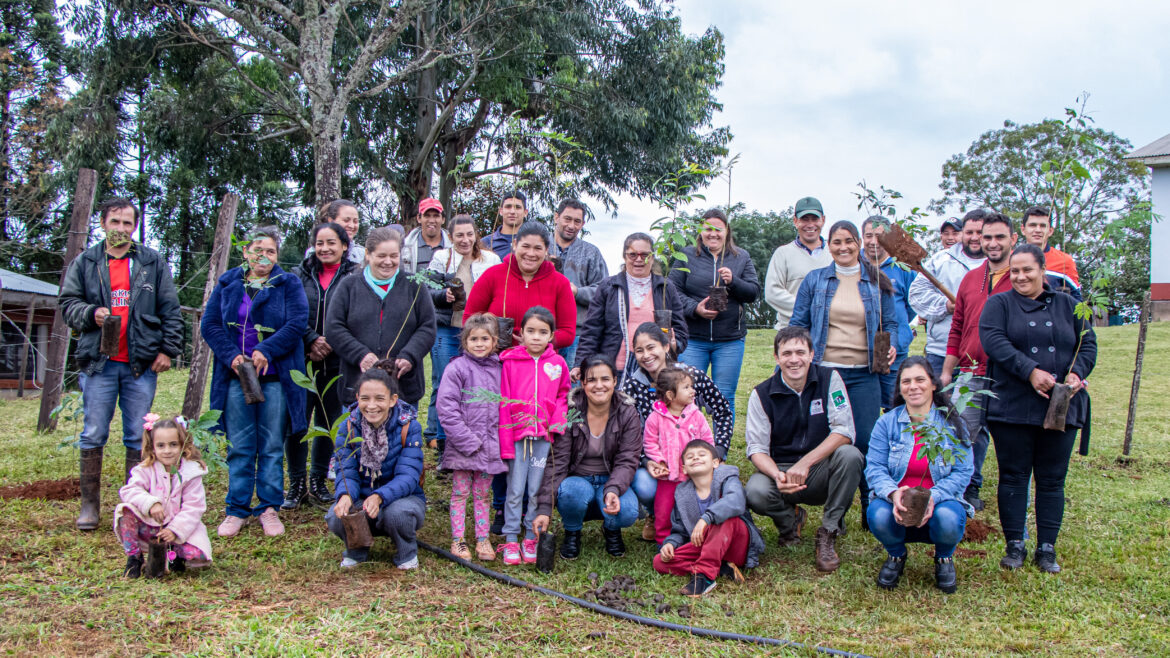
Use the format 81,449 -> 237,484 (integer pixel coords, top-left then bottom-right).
143,413 -> 161,431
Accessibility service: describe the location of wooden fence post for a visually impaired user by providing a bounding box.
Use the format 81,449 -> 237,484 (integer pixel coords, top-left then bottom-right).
181,193 -> 239,420
1122,291 -> 1151,457
37,168 -> 97,432
17,300 -> 37,397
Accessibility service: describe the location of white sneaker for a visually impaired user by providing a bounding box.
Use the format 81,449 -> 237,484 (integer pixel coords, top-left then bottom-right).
340,557 -> 360,568
396,556 -> 419,570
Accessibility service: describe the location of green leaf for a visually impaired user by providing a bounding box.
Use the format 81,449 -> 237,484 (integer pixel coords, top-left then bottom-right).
291,369 -> 316,391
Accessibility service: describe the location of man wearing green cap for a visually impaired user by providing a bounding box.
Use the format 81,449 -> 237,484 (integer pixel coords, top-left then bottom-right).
764,196 -> 833,328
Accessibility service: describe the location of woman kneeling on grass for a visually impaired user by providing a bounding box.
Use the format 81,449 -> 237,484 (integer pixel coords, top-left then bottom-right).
864,356 -> 972,594
326,368 -> 426,570
653,440 -> 765,597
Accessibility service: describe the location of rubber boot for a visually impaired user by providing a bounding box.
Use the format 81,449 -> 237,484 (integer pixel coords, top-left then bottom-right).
125,447 -> 141,483
77,448 -> 103,531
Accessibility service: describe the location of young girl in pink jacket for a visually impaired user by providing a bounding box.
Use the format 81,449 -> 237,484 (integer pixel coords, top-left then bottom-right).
643,366 -> 715,543
498,306 -> 571,565
115,414 -> 212,578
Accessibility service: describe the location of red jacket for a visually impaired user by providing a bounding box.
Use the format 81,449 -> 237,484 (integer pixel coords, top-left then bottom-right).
945,262 -> 1013,374
463,256 -> 577,349
1043,245 -> 1080,289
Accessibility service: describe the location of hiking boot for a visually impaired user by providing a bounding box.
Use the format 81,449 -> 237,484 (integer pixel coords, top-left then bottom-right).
603,528 -> 626,557
521,538 -> 538,564
964,484 -> 985,512
1034,543 -> 1061,574
490,508 -> 505,536
718,561 -> 745,583
450,539 -> 471,561
77,448 -> 103,531
281,477 -> 308,511
500,542 -> 521,566
1000,540 -> 1027,570
308,475 -> 332,506
123,554 -> 143,579
218,515 -> 247,538
124,447 -> 141,483
258,508 -> 284,537
641,520 -> 657,542
559,530 -> 582,560
681,573 -> 717,597
814,527 -> 841,573
876,555 -> 906,590
170,557 -> 187,573
475,539 -> 495,561
934,557 -> 957,594
778,505 -> 807,547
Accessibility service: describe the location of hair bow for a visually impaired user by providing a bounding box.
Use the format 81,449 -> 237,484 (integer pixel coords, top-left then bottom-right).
142,413 -> 161,431
174,416 -> 189,430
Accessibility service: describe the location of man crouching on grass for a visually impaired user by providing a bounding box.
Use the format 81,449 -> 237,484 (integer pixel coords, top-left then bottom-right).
653,440 -> 765,597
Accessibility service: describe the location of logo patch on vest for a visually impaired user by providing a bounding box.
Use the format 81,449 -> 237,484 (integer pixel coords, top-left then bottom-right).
831,390 -> 846,408
810,399 -> 824,415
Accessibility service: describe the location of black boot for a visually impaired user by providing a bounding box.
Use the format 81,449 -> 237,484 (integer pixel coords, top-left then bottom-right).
281,477 -> 308,511
603,528 -> 626,557
559,529 -> 582,560
490,508 -> 505,536
934,557 -> 957,594
1034,543 -> 1061,574
308,475 -> 332,506
964,484 -> 985,512
876,555 -> 906,590
76,448 -> 103,531
123,554 -> 143,579
1000,540 -> 1027,570
124,447 -> 141,483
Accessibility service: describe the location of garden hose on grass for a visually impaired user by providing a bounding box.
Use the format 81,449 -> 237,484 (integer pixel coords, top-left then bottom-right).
417,540 -> 870,657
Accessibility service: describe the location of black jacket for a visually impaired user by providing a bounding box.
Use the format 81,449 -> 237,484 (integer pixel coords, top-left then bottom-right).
979,286 -> 1096,428
668,244 -> 760,342
293,254 -> 358,370
58,241 -> 183,376
574,272 -> 688,371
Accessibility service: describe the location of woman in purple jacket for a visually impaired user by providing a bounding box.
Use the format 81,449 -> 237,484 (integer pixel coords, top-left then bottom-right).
436,313 -> 507,562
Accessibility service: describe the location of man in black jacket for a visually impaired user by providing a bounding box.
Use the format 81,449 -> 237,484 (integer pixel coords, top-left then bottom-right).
58,198 -> 184,531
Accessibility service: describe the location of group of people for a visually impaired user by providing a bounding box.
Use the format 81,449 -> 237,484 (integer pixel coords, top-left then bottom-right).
59,191 -> 1095,597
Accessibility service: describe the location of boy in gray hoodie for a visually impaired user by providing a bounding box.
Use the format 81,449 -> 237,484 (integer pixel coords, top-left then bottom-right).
653,440 -> 765,597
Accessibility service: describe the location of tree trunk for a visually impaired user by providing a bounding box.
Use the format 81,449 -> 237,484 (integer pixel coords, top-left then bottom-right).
1123,291 -> 1151,456
313,128 -> 342,208
0,86 -> 11,242
403,9 -> 438,227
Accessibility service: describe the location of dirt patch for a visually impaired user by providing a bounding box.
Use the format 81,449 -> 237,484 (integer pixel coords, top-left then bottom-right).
0,477 -> 79,501
963,518 -> 999,543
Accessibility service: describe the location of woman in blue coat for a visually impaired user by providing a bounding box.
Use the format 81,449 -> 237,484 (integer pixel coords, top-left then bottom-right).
201,227 -> 309,539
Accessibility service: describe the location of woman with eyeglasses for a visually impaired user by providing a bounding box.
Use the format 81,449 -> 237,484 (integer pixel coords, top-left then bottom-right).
573,232 -> 688,380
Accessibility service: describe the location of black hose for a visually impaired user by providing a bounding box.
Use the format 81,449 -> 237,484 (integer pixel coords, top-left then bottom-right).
417,540 -> 870,657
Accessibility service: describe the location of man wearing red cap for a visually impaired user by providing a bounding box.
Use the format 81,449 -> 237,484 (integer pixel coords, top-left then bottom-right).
403,197 -> 452,274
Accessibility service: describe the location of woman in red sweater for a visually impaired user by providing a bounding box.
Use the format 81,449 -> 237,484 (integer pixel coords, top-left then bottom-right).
463,222 -> 577,350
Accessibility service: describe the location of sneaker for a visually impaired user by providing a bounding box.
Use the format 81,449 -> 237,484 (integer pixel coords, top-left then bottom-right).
340,557 -> 363,569
217,515 -> 248,538
521,538 -> 538,563
718,561 -> 745,583
1001,540 -> 1027,570
258,508 -> 284,537
475,539 -> 496,561
396,556 -> 419,570
500,542 -> 521,566
1034,543 -> 1061,574
451,539 -> 472,561
680,573 -> 717,597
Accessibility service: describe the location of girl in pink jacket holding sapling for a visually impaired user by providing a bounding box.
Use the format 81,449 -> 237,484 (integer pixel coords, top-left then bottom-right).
644,366 -> 715,543
115,414 -> 213,578
498,306 -> 571,566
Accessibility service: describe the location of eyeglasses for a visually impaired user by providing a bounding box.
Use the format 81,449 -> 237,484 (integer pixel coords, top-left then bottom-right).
624,251 -> 651,262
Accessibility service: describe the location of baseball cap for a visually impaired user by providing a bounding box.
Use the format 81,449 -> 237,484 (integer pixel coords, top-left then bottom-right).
794,196 -> 824,219
418,198 -> 444,214
940,218 -> 962,232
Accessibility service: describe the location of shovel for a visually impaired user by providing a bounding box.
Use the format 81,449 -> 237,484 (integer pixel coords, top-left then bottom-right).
877,224 -> 956,304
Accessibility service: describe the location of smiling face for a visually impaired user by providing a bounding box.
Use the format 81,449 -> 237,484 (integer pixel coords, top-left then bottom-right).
521,316 -> 553,355
623,238 -> 654,278
793,212 -> 825,247
699,217 -> 728,255
774,338 -> 813,385
980,221 -> 1016,267
898,363 -> 935,412
668,377 -> 695,408
151,428 -> 183,468
828,227 -> 861,268
1009,250 -> 1046,299
245,237 -> 278,279
554,207 -> 585,245
357,380 -> 397,427
961,219 -> 984,257
464,327 -> 495,358
513,235 -> 548,275
334,205 -> 360,240
681,443 -> 716,479
499,197 -> 528,231
862,222 -> 888,264
451,222 -> 477,256
583,363 -> 616,407
419,209 -> 444,239
940,226 -> 960,248
368,238 -> 401,280
633,333 -> 669,376
314,227 -> 344,265
1023,213 -> 1054,249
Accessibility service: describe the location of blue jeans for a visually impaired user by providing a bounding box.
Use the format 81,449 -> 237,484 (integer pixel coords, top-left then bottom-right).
926,353 -> 948,379
78,360 -> 158,451
631,467 -> 659,511
558,335 -> 580,371
879,353 -> 907,410
225,380 -> 287,518
677,337 -> 745,425
833,367 -> 882,501
425,325 -> 463,444
867,498 -> 967,559
557,475 -> 640,532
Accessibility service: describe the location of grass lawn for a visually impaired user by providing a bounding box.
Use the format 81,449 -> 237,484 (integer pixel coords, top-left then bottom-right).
2,325 -> 1169,656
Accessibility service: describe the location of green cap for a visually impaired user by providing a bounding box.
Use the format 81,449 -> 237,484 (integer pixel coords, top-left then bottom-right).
794,196 -> 824,218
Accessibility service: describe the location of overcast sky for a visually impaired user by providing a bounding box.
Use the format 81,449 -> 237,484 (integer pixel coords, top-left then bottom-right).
585,0 -> 1170,271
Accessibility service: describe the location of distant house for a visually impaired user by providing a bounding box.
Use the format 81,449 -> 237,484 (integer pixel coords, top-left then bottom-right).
1126,133 -> 1170,321
0,268 -> 57,396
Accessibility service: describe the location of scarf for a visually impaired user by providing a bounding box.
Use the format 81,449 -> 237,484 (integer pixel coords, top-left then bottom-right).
364,265 -> 398,299
359,416 -> 391,483
626,272 -> 652,306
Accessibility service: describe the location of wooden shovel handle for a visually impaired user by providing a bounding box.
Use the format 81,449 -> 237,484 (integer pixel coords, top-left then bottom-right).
914,265 -> 957,304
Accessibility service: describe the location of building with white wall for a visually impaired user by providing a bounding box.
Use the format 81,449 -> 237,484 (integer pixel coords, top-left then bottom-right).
1127,134 -> 1170,321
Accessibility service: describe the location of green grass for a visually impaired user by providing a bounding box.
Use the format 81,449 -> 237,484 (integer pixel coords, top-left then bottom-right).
2,326 -> 1169,656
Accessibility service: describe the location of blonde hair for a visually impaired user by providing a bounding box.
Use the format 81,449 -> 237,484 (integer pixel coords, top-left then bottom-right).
141,418 -> 206,469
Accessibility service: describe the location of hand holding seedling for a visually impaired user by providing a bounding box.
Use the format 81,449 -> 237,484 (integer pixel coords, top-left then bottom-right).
157,528 -> 176,543
892,486 -> 933,527
94,307 -> 110,326
362,494 -> 381,519
695,298 -> 718,319
717,267 -> 732,284
1029,368 -> 1057,398
230,354 -> 246,374
334,495 -> 353,517
532,514 -> 550,537
150,502 -> 166,523
1065,372 -> 1084,395
251,350 -> 269,375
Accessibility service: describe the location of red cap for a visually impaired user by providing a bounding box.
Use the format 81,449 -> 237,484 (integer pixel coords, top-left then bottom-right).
418,198 -> 443,215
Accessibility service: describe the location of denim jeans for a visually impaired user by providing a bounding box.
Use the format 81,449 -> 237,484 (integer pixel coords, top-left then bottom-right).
677,337 -> 745,425
225,379 -> 287,518
325,495 -> 426,565
556,475 -> 640,532
867,498 -> 967,559
833,366 -> 882,503
78,360 -> 158,451
926,353 -> 948,379
631,467 -> 659,511
879,352 -> 907,410
504,438 -> 550,542
425,325 -> 463,445
558,335 -> 580,371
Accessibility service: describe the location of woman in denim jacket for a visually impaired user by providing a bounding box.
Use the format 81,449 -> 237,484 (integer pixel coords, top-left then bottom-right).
865,356 -> 972,594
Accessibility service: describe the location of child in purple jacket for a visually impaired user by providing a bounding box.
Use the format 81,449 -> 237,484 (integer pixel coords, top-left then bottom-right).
437,313 -> 507,561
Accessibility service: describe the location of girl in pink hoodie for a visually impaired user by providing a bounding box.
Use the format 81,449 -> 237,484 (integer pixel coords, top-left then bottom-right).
498,306 -> 571,565
643,366 -> 715,543
115,415 -> 213,578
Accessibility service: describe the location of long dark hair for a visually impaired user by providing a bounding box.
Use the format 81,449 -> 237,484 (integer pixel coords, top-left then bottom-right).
580,354 -> 617,383
308,221 -> 351,266
891,356 -> 965,440
827,220 -> 892,294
